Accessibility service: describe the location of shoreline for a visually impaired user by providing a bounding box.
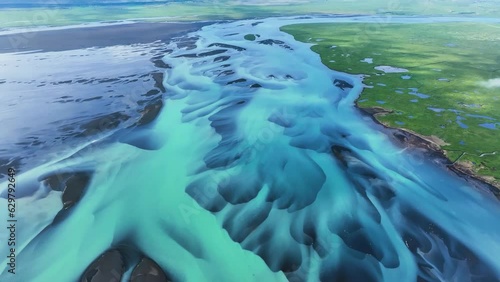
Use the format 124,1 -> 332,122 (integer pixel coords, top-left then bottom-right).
280,19 -> 500,196
358,105 -> 500,199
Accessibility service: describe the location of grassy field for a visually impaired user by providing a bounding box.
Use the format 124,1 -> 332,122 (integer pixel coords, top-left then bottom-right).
281,22 -> 500,184
1,0 -> 500,29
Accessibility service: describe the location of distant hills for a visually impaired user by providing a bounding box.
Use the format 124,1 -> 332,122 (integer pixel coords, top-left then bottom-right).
0,0 -> 170,2
0,0 -> 175,5
0,0 -> 313,8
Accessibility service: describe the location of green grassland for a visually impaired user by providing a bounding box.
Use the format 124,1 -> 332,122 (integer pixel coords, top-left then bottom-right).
282,22 -> 500,184
1,0 -> 500,29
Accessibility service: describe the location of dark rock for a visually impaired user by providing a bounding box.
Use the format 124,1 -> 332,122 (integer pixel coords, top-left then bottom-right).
130,257 -> 170,282
217,70 -> 235,77
175,36 -> 198,50
43,172 -> 73,191
226,78 -> 247,85
208,43 -> 245,51
333,79 -> 353,90
259,39 -> 283,45
135,98 -> 163,127
54,80 -> 73,85
172,53 -> 198,58
151,72 -> 166,92
214,56 -> 230,63
143,89 -> 161,97
62,172 -> 91,209
80,250 -> 125,282
81,96 -> 103,102
76,112 -> 130,138
258,39 -> 292,50
151,58 -> 171,69
197,49 -> 227,57
97,78 -> 120,83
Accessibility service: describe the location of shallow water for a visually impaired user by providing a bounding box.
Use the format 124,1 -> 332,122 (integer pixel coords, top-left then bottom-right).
479,123 -> 497,130
1,16 -> 500,282
0,41 -> 171,177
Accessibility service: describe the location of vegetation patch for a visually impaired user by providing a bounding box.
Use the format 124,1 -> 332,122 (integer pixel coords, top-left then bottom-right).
282,22 -> 500,184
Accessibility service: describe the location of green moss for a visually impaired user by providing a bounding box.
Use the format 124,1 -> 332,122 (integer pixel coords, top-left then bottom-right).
282,22 -> 500,183
244,34 -> 256,41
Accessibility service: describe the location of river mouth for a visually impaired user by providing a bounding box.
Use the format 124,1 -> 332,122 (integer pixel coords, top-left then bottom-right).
1,16 -> 500,282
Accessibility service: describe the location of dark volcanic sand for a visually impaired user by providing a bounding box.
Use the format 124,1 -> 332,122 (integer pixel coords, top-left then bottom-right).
0,22 -> 210,53
0,21 -> 212,178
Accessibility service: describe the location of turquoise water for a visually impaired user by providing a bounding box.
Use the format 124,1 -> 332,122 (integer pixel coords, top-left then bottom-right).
1,17 -> 500,281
